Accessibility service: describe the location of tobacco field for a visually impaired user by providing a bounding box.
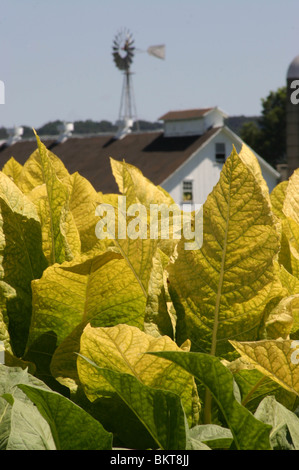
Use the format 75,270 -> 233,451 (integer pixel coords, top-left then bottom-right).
1,132 -> 299,450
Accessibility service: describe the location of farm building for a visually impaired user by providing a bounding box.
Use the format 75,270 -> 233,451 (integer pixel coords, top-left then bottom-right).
0,106 -> 280,206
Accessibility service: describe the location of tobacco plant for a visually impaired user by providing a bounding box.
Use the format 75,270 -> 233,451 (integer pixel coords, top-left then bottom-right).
1,133 -> 299,450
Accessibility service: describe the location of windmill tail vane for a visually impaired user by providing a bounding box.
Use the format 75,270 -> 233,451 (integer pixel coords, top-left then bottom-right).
147,45 -> 165,60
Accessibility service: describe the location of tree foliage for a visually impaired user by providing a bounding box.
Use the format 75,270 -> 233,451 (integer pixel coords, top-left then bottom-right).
240,86 -> 287,167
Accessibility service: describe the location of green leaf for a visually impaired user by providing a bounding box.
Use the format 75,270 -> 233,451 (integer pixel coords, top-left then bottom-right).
0,171 -> 47,356
254,395 -> 299,449
77,358 -> 187,450
4,396 -> 56,450
18,383 -> 112,450
168,145 -> 281,356
227,360 -> 298,413
149,351 -> 272,450
77,323 -> 194,423
186,424 -> 233,450
0,364 -> 52,449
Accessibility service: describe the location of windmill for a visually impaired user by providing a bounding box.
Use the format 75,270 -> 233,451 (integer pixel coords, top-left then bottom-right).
112,28 -> 165,139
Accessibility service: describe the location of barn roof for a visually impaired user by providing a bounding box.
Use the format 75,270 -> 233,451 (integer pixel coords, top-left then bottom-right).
0,127 -> 221,192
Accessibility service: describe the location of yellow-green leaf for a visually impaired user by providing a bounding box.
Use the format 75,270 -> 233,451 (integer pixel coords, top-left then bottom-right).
26,134 -> 80,264
283,168 -> 299,225
2,157 -> 23,185
264,295 -> 299,339
28,248 -> 149,390
110,158 -> 174,208
270,180 -> 288,219
238,144 -> 272,203
0,172 -> 47,356
276,262 -> 299,296
28,251 -> 146,350
109,158 -> 178,257
77,323 -> 194,423
280,217 -> 299,278
68,172 -> 109,254
17,143 -> 70,195
168,145 -> 281,357
144,248 -> 176,339
230,339 -> 299,396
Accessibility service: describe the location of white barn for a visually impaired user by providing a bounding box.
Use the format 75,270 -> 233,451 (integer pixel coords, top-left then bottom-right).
159,108 -> 280,206
0,107 -> 280,206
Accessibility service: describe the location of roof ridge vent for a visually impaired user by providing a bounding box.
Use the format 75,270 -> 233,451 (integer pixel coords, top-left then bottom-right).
6,126 -> 23,146
114,117 -> 133,140
56,121 -> 74,144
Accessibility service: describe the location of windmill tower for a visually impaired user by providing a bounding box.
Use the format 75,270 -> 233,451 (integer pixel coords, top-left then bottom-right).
112,28 -> 165,139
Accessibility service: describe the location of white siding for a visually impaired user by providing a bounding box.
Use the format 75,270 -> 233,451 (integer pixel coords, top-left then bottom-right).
163,109 -> 225,137
164,118 -> 206,137
161,128 -> 279,206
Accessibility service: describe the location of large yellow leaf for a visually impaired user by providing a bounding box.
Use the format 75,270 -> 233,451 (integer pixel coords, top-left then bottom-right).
109,158 -> 179,257
168,145 -> 281,356
230,339 -> 299,396
238,144 -> 272,203
28,251 -> 146,350
77,323 -> 195,423
108,159 -> 182,337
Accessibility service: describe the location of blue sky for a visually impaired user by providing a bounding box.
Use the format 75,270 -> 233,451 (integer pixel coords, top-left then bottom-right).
1,0 -> 298,128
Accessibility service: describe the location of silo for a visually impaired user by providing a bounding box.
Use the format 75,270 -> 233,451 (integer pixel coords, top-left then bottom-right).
286,55 -> 299,176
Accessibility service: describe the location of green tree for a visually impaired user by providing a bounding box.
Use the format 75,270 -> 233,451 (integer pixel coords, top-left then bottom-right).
240,86 -> 286,167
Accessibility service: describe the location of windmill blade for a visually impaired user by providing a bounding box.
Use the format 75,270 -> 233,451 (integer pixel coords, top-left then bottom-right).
147,45 -> 165,60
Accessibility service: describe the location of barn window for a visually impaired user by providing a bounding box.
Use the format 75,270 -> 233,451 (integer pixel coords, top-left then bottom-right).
215,142 -> 226,162
182,180 -> 193,203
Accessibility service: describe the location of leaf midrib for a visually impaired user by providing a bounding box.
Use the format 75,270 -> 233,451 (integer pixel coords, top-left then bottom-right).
210,173 -> 232,357
39,144 -> 56,265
